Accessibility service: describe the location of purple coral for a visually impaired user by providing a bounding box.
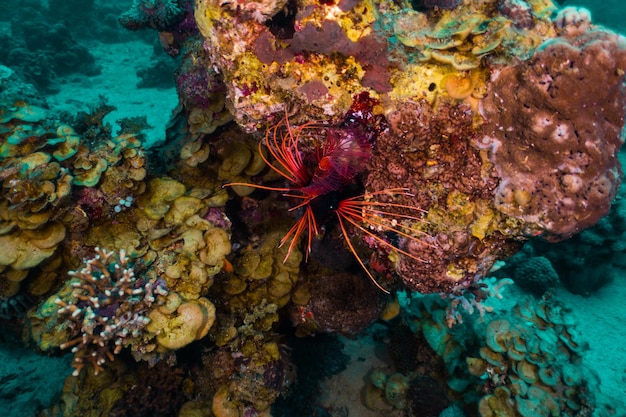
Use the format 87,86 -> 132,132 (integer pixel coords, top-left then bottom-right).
254,19 -> 393,93
478,28 -> 626,240
176,65 -> 224,110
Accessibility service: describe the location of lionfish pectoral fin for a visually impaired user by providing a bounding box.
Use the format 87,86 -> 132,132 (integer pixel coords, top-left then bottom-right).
336,215 -> 391,294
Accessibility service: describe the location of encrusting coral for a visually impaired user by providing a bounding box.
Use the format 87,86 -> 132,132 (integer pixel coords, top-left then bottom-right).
478,23 -> 626,241
194,0 -> 558,130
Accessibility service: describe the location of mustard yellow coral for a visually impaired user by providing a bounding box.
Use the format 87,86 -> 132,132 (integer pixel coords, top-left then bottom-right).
150,297 -> 216,351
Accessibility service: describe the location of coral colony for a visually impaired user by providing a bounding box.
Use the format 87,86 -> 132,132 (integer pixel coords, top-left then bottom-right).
55,248 -> 168,376
1,0 -> 626,416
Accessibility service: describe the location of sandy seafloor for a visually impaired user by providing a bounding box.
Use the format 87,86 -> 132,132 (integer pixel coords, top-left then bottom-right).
46,39 -> 178,148
2,4 -> 626,417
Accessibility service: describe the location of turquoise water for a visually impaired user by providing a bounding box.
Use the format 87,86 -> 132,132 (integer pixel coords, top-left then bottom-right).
1,1 -> 626,416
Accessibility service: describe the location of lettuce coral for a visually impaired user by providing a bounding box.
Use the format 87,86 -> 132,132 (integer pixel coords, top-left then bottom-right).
401,290 -> 595,416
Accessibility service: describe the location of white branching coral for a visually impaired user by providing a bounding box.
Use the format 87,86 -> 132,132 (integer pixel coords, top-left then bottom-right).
55,247 -> 168,375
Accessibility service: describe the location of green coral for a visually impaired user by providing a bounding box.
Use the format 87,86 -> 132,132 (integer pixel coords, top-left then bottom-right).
401,286 -> 594,416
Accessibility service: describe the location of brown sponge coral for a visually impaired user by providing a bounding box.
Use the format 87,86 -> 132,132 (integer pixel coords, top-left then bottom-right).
478,28 -> 626,240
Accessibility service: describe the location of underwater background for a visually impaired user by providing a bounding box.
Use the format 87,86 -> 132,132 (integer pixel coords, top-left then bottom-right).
1,0 -> 626,416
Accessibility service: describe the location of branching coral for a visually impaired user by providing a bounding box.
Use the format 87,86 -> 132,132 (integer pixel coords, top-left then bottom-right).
55,247 -> 168,375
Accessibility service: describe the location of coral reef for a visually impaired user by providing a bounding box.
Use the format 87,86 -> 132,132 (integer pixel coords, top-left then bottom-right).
2,0 -> 626,416
0,5 -> 101,91
194,0 -> 626,295
194,0 -> 558,130
1,92 -> 232,369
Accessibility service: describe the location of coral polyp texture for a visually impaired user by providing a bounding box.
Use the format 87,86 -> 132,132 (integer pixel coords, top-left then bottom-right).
195,0 -> 626,292
479,28 -> 626,240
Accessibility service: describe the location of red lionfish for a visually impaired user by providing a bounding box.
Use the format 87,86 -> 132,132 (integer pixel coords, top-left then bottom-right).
227,112 -> 430,293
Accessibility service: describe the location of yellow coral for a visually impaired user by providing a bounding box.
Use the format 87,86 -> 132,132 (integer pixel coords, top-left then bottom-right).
164,196 -> 206,226
199,227 -> 231,266
218,142 -> 253,180
153,297 -> 216,350
441,69 -> 483,100
0,222 -> 65,270
53,125 -> 81,161
212,385 -> 242,417
137,177 -> 187,220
